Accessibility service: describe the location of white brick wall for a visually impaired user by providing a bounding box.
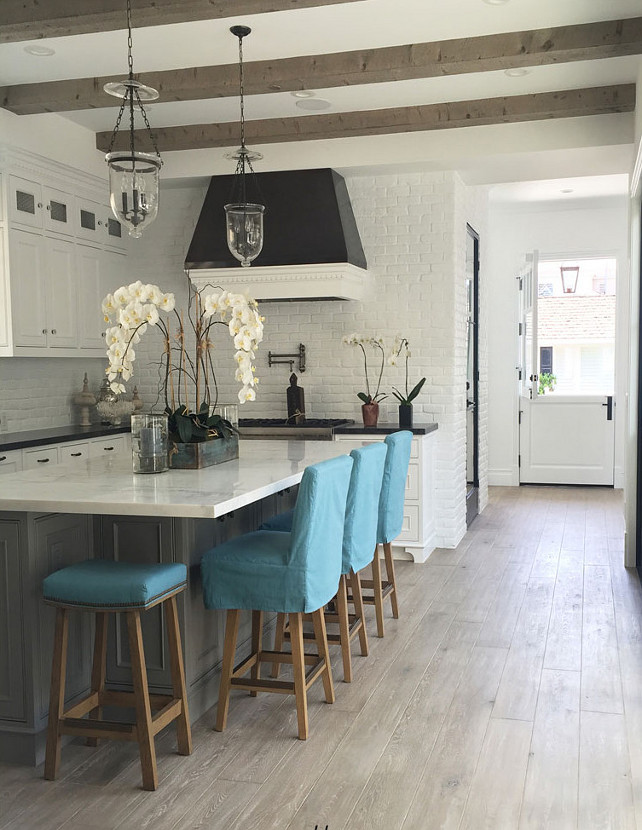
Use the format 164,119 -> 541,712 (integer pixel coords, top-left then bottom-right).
0,357 -> 106,432
125,172 -> 489,547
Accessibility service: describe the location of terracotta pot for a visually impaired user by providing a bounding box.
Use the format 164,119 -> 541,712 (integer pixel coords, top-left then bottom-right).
361,401 -> 379,427
398,404 -> 413,428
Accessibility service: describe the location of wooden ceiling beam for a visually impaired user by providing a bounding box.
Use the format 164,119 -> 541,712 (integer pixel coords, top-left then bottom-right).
95,84 -> 636,153
0,0 -> 364,44
2,17 -> 641,116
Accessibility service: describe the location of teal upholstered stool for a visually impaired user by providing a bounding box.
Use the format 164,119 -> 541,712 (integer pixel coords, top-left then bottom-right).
268,443 -> 387,682
364,430 -> 413,637
43,560 -> 191,791
201,455 -> 353,739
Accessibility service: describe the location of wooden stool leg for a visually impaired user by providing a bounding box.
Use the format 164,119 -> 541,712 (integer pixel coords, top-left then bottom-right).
371,546 -> 385,638
126,610 -> 158,792
86,612 -> 108,747
250,610 -> 263,697
215,609 -> 240,732
165,596 -> 192,756
44,607 -> 69,781
270,612 -> 286,678
310,608 -> 334,704
383,541 -> 399,618
350,568 -> 369,657
336,575 -> 352,683
289,613 -> 308,740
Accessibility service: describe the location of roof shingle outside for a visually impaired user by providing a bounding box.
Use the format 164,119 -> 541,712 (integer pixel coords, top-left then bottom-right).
537,295 -> 615,343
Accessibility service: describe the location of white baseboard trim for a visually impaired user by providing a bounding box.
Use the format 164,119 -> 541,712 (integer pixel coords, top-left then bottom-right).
488,467 -> 519,487
614,465 -> 625,490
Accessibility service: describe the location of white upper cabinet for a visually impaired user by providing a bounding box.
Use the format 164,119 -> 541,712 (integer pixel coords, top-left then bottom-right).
9,175 -> 44,230
0,147 -> 128,357
43,186 -> 75,237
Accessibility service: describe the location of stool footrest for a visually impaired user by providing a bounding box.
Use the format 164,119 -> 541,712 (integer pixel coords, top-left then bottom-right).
64,693 -> 100,719
100,690 -> 173,711
60,717 -> 137,742
231,677 -> 295,695
259,649 -> 318,666
151,699 -> 183,736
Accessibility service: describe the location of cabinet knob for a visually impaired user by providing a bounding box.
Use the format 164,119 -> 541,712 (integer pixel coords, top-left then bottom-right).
37,458 -> 50,463
46,204 -> 51,211
70,452 -> 82,457
37,202 -> 43,209
51,329 -> 57,335
42,328 -> 47,335
98,220 -> 103,226
0,456 -> 6,462
103,446 -> 114,451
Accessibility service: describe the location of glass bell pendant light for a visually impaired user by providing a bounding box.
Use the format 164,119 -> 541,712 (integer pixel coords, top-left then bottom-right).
104,0 -> 162,238
225,26 -> 265,267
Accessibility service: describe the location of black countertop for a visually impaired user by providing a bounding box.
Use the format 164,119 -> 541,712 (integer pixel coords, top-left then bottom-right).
0,424 -> 131,452
333,422 -> 438,436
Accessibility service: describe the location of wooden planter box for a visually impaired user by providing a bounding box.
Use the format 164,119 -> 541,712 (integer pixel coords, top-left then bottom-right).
168,434 -> 239,469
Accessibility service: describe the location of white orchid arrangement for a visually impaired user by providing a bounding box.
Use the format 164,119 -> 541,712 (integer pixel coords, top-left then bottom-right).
342,333 -> 387,404
388,335 -> 426,406
102,278 -> 264,442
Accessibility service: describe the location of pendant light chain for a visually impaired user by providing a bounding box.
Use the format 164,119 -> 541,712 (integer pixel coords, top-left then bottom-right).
238,34 -> 246,152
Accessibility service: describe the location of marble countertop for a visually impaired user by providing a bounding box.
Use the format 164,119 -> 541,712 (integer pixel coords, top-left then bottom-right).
0,439 -> 363,519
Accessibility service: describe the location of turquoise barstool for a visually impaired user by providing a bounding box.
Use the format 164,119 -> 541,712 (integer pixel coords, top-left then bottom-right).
267,443 -> 387,682
43,560 -> 191,791
201,455 -> 353,740
362,430 -> 413,637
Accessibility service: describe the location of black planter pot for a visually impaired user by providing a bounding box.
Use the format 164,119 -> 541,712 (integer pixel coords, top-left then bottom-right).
398,404 -> 413,428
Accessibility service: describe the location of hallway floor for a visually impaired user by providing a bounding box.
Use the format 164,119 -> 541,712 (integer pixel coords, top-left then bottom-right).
0,485 -> 638,829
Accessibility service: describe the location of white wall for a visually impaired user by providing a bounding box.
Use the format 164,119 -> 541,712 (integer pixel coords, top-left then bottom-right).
487,195 -> 630,488
126,173 -> 489,547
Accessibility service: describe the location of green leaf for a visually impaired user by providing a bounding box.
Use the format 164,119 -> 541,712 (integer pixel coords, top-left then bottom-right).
407,377 -> 426,403
175,413 -> 193,443
391,390 -> 405,403
357,392 -> 371,404
198,400 -> 209,416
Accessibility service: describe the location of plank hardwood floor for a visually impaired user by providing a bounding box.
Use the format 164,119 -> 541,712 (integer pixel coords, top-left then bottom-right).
1,485 -> 639,830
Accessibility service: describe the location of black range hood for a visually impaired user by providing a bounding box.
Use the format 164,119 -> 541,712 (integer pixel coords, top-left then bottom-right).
185,167 -> 367,271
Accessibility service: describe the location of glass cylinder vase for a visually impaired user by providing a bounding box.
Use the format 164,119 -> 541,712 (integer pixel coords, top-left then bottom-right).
209,403 -> 239,430
131,414 -> 168,474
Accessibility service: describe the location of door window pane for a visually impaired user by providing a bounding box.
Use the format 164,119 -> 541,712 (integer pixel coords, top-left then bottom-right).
537,257 -> 615,395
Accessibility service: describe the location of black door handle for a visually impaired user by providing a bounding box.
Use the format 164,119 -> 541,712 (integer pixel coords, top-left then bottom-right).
602,395 -> 613,421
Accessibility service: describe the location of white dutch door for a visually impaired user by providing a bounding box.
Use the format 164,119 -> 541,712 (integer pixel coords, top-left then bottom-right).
518,252 -> 615,486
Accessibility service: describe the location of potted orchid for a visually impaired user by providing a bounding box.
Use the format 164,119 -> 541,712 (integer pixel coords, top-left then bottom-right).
389,336 -> 425,428
342,333 -> 387,427
102,276 -> 264,468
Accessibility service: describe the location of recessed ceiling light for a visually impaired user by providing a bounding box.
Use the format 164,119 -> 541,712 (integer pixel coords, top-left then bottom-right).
291,90 -> 315,98
295,98 -> 331,111
504,68 -> 530,77
483,0 -> 510,5
24,44 -> 56,57
561,188 -> 574,194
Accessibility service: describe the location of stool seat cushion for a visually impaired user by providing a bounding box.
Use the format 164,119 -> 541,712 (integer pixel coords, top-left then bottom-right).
202,530 -> 305,613
43,560 -> 187,611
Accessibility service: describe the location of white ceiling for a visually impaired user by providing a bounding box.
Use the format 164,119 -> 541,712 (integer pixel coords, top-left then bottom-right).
1,0 -> 640,195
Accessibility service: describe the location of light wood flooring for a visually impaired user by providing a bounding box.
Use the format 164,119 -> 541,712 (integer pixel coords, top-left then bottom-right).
2,485 -> 641,829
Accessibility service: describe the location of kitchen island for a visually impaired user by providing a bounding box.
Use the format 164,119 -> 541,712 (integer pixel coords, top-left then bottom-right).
0,439 -> 363,765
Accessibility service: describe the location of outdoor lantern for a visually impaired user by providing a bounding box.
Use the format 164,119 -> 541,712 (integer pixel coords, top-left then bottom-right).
560,266 -> 580,294
224,26 -> 265,267
104,0 -> 162,238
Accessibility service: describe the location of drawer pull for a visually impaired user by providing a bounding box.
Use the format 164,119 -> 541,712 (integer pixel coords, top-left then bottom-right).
103,446 -> 114,451
0,456 -> 6,462
70,452 -> 82,457
37,458 -> 50,463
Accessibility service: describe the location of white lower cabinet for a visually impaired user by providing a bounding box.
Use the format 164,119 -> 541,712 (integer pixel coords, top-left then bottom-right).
23,446 -> 59,471
334,430 -> 436,563
88,435 -> 126,459
0,449 -> 23,475
59,442 -> 90,463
